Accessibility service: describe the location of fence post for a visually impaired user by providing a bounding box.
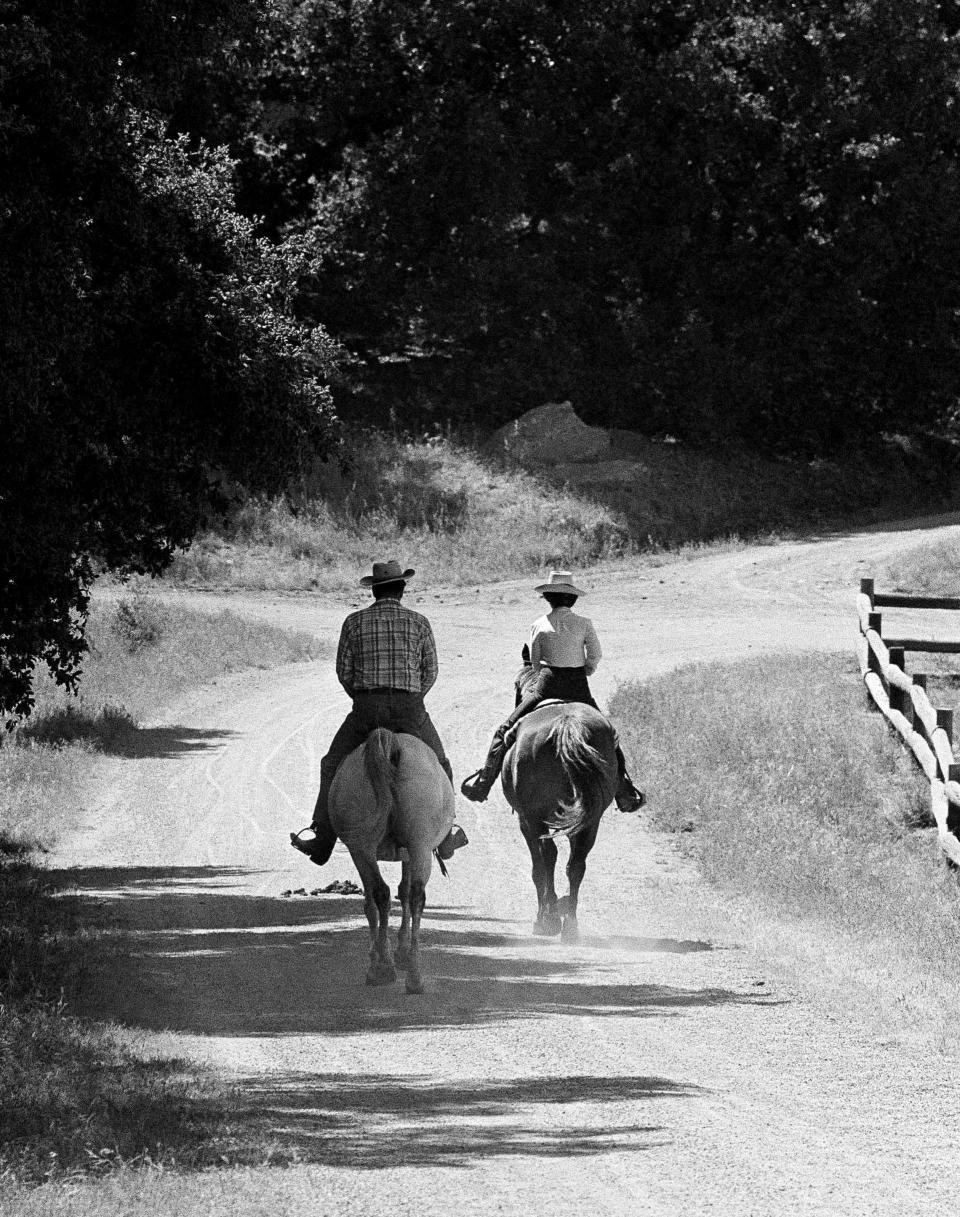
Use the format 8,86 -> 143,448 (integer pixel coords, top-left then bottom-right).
936,709 -> 954,784
860,577 -> 875,607
888,647 -> 905,714
948,765 -> 960,837
867,612 -> 883,675
913,674 -> 927,733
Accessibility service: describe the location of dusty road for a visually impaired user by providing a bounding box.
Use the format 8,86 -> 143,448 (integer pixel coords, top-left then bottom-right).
25,517 -> 960,1215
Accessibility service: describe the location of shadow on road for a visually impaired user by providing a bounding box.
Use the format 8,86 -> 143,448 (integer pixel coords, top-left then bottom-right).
54,866 -> 778,1037
20,714 -> 237,759
221,1070 -> 694,1168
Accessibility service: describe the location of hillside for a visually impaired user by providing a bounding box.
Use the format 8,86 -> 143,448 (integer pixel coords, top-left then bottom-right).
162,407 -> 960,592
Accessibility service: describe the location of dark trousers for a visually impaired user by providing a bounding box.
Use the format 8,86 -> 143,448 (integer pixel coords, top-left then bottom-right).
506,665 -> 599,731
312,691 -> 451,831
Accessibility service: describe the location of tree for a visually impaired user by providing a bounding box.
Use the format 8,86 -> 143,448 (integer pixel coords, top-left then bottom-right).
0,2 -> 340,717
204,1 -> 960,452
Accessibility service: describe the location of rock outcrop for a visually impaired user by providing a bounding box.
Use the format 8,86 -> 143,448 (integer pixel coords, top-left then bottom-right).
488,401 -> 610,465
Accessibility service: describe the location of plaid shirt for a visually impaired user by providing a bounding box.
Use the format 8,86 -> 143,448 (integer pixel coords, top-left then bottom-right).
336,599 -> 438,696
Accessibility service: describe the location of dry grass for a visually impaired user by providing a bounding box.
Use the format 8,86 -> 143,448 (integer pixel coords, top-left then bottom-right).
167,433 -> 631,590
161,429 -> 948,592
880,534 -> 960,597
611,651 -> 960,1033
2,596 -> 321,849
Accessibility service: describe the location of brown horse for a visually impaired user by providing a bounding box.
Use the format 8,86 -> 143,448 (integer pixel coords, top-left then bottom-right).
329,728 -> 454,993
501,702 -> 618,942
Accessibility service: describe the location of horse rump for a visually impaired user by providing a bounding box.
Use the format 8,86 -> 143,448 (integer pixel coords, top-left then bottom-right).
542,713 -> 613,838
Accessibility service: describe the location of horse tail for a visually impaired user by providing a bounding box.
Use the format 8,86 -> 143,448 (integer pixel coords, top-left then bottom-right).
546,714 -> 611,838
363,727 -> 401,818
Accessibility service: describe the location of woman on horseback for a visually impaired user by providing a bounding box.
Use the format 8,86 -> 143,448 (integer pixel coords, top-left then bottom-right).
460,571 -> 645,812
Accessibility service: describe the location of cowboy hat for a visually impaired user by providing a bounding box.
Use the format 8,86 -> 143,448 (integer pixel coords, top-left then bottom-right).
359,559 -> 416,587
534,570 -> 585,596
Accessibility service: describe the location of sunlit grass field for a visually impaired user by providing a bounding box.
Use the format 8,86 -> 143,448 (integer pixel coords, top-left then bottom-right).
611,652 -> 960,1037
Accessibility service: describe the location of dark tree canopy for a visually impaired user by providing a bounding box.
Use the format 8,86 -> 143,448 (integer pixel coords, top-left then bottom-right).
0,1 -> 339,717
192,0 -> 960,451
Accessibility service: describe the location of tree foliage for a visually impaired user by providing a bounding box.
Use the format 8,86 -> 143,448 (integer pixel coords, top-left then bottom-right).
199,1 -> 960,450
0,2 -> 339,717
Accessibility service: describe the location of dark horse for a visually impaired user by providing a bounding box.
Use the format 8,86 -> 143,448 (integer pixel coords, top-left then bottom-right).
501,701 -> 618,942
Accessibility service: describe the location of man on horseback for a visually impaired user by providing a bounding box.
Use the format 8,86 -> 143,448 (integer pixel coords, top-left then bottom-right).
460,570 -> 645,813
295,559 -> 466,866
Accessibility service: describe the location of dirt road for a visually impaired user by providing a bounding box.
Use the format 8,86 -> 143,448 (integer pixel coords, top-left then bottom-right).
29,518 -> 960,1215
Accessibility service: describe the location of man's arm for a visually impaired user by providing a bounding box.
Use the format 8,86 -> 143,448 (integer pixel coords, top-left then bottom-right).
336,618 -> 356,695
419,620 -> 438,694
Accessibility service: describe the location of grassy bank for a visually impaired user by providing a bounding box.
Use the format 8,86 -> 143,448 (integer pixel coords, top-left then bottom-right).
0,597 -> 322,1185
881,533 -> 960,598
611,652 -> 960,1030
163,429 -> 955,591
4,594 -> 321,847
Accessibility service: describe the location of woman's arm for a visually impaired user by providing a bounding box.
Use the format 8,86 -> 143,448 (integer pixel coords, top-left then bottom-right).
583,619 -> 602,675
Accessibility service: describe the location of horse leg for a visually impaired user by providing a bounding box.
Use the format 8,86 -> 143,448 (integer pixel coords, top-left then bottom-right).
396,864 -> 412,966
521,820 -> 560,936
356,857 -> 396,986
558,820 -> 600,944
404,856 -> 430,995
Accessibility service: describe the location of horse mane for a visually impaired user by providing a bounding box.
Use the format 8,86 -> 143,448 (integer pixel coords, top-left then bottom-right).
363,727 -> 401,818
545,711 -> 611,837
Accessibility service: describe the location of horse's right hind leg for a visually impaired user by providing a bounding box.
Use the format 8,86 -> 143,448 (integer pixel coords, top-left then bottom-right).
356,859 -> 395,986
521,821 -> 560,936
404,869 -> 428,995
558,819 -> 600,944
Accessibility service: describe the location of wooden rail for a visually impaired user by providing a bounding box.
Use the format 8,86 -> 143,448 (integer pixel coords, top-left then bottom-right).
861,576 -> 960,871
857,578 -> 960,868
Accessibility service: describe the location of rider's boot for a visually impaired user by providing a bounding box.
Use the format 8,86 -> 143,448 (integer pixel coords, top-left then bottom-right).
613,747 -> 645,814
460,726 -> 508,802
291,767 -> 339,864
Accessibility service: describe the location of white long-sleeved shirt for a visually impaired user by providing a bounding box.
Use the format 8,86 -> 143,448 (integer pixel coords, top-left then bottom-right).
529,607 -> 602,675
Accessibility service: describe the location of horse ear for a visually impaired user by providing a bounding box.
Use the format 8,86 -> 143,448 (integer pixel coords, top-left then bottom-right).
521,643 -> 530,662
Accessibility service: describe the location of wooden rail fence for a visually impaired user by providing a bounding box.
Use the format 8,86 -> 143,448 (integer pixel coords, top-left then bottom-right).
857,577 -> 960,867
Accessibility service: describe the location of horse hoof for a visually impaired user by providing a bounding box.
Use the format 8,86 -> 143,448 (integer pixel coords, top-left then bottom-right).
405,976 -> 424,995
561,920 -> 580,944
533,915 -> 561,937
365,963 -> 397,986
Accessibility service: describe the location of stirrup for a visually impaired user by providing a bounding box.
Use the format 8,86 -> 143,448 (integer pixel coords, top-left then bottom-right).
460,770 -> 492,802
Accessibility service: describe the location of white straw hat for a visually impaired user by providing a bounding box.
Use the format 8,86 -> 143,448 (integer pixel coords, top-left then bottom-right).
534,570 -> 585,596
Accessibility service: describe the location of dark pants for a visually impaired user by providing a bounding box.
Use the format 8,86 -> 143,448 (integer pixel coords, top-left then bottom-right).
506,665 -> 599,730
312,691 -> 452,831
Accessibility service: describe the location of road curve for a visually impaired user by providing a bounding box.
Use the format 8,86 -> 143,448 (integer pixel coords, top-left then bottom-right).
32,517 -> 960,1216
